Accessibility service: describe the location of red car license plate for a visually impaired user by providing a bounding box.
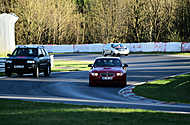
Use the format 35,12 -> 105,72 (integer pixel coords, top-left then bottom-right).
102,77 -> 113,80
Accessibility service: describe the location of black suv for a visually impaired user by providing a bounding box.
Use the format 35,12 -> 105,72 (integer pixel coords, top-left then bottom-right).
5,45 -> 51,77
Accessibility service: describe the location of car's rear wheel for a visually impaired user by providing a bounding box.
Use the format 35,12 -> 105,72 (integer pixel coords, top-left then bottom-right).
17,73 -> 23,77
111,51 -> 115,56
103,51 -> 107,56
33,66 -> 39,78
44,65 -> 51,77
5,69 -> 11,77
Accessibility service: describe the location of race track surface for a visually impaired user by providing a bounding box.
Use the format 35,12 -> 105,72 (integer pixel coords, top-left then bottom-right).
0,54 -> 190,113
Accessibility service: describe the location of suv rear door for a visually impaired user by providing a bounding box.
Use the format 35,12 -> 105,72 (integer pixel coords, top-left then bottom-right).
38,48 -> 48,70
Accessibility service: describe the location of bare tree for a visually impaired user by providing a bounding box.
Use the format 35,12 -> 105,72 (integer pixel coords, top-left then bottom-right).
1,0 -> 189,44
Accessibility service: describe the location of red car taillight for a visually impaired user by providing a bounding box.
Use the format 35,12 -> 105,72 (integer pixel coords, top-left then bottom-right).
91,73 -> 99,76
116,72 -> 123,76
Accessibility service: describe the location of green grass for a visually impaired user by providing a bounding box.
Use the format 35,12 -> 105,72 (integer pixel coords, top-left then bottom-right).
0,54 -> 6,57
0,52 -> 10,57
176,53 -> 190,56
52,60 -> 92,72
134,74 -> 190,104
0,72 -> 5,76
0,99 -> 190,125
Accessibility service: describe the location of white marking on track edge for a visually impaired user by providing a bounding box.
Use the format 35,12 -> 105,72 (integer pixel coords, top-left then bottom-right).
0,76 -> 6,79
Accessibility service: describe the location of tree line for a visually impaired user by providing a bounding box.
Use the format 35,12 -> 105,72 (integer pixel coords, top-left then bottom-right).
0,0 -> 190,45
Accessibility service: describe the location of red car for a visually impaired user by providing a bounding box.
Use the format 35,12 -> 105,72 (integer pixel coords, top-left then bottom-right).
88,57 -> 128,87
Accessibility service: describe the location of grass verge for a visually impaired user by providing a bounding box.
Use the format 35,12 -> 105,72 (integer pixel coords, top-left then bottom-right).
52,60 -> 92,72
134,73 -> 190,104
0,72 -> 5,76
0,99 -> 190,125
0,54 -> 7,57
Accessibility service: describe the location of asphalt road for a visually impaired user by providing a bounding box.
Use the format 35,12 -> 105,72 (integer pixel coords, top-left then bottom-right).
0,54 -> 190,113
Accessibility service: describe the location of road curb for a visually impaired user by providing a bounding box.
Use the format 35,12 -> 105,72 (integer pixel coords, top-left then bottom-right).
119,85 -> 172,105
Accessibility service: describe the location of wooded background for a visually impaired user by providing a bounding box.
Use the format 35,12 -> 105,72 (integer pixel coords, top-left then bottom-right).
0,0 -> 190,44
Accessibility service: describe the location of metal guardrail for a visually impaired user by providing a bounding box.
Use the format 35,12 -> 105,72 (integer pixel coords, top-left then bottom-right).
0,58 -> 7,73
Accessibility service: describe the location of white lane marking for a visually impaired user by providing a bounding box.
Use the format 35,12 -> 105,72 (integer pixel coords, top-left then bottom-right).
0,76 -> 6,79
0,95 -> 190,110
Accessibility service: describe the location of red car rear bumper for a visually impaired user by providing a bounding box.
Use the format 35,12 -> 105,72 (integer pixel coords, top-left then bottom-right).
89,74 -> 126,86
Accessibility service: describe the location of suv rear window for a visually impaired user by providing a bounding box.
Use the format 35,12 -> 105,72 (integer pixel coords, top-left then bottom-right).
12,48 -> 38,56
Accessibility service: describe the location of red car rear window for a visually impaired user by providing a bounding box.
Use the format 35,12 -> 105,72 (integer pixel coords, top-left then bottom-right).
94,59 -> 122,67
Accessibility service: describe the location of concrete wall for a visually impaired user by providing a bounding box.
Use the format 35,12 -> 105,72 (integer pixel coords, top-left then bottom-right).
42,42 -> 190,53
